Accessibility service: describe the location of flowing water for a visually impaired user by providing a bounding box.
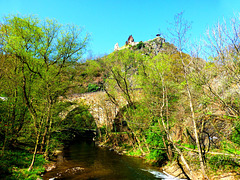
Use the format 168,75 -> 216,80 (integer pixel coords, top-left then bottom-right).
43,141 -> 177,180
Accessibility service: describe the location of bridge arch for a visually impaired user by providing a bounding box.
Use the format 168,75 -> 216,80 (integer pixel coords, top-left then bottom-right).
61,90 -> 142,129
63,106 -> 97,129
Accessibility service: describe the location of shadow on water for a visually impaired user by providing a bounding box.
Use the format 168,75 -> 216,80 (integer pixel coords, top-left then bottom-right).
43,139 -> 175,180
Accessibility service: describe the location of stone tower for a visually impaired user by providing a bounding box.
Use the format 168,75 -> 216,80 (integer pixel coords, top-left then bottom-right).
126,35 -> 134,45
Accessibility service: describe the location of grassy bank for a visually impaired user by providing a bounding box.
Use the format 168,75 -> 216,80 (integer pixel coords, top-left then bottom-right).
0,149 -> 47,180
98,132 -> 240,180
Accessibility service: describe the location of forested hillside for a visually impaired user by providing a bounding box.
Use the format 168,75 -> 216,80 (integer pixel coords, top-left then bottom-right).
1,13 -> 240,179
88,13 -> 240,179
0,15 -> 93,179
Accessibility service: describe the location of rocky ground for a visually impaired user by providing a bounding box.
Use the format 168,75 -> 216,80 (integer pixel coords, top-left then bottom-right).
162,162 -> 240,180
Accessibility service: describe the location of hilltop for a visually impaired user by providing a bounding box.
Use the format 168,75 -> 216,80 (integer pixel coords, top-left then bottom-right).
76,34 -> 240,179
70,35 -> 181,94
114,35 -> 177,55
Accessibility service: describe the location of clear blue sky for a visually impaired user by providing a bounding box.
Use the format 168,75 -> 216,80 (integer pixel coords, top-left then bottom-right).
0,0 -> 240,59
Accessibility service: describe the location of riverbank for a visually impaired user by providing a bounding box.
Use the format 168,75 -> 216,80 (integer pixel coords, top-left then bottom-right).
43,140 -> 171,179
0,148 -> 46,179
98,140 -> 240,180
163,162 -> 239,180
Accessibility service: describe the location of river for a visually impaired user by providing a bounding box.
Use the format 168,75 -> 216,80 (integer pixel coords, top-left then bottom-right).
43,140 -> 177,180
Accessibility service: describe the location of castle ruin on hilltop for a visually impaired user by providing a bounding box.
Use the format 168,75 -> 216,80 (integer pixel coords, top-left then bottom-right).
114,35 -> 167,55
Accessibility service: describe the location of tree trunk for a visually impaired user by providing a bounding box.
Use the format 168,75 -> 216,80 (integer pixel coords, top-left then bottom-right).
28,133 -> 40,171
181,56 -> 208,179
40,125 -> 48,153
142,135 -> 150,153
159,76 -> 194,179
132,131 -> 145,155
44,114 -> 53,159
42,101 -> 52,155
1,133 -> 7,156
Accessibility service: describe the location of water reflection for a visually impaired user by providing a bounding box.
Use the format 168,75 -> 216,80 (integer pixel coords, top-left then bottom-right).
43,141 -> 172,180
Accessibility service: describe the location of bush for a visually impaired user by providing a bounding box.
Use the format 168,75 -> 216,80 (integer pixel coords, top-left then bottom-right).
231,122 -> 240,146
128,149 -> 142,156
136,41 -> 145,49
0,150 -> 46,179
87,83 -> 100,92
208,155 -> 240,171
146,130 -> 168,165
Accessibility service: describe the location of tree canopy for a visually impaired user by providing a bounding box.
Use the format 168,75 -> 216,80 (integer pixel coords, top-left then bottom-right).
0,14 -> 90,172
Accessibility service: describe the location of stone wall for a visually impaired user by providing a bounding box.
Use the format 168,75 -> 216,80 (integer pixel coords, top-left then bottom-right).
62,90 -> 142,128
63,91 -> 126,127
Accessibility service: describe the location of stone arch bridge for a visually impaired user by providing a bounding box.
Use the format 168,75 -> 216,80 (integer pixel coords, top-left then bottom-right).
61,90 -> 142,128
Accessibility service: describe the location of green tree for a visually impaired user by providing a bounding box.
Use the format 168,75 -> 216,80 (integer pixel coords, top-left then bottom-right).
166,12 -> 208,179
103,49 -> 146,107
0,53 -> 28,156
0,15 -> 89,170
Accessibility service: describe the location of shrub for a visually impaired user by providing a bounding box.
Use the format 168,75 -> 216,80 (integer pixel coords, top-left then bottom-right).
0,150 -> 46,179
208,155 -> 240,171
136,41 -> 145,49
87,83 -> 100,92
146,130 -> 168,165
231,121 -> 240,146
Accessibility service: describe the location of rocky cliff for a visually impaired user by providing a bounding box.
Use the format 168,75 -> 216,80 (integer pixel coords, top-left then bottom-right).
114,35 -> 177,56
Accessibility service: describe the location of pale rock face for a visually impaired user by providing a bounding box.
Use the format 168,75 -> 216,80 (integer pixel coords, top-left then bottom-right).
113,35 -> 167,54
114,43 -> 119,51
129,41 -> 139,46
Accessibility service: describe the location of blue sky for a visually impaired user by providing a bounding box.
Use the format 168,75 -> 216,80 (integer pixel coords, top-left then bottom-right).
0,0 -> 240,59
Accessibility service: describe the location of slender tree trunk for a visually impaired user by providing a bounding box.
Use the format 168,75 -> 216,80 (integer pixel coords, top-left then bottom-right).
40,124 -> 48,153
142,135 -> 150,153
28,132 -> 40,171
132,131 -> 145,155
159,76 -> 194,179
164,88 -> 173,160
44,120 -> 52,159
1,132 -> 7,156
162,136 -> 172,160
41,101 -> 52,154
44,109 -> 53,159
181,56 -> 208,179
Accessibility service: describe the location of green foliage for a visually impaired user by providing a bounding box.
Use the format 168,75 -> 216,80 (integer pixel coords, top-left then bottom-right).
85,59 -> 103,76
208,155 -> 240,171
136,41 -> 145,49
10,166 -> 45,180
0,149 -> 46,179
88,83 -> 100,92
231,121 -> 240,146
60,103 -> 96,130
124,103 -> 152,131
219,139 -> 240,155
0,14 -> 89,171
103,49 -> 148,105
127,149 -> 142,157
146,130 -> 168,164
147,149 -> 167,164
51,131 -> 73,144
99,125 -> 107,136
3,12 -> 240,179
182,143 -> 196,149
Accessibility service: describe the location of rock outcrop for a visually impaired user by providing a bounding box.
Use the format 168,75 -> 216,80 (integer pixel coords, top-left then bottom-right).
114,35 -> 175,55
114,43 -> 119,51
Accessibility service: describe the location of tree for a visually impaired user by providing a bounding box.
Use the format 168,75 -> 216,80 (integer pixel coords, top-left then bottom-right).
102,49 -> 146,107
206,16 -> 240,118
166,12 -> 208,179
0,52 -> 28,156
0,15 -> 89,170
